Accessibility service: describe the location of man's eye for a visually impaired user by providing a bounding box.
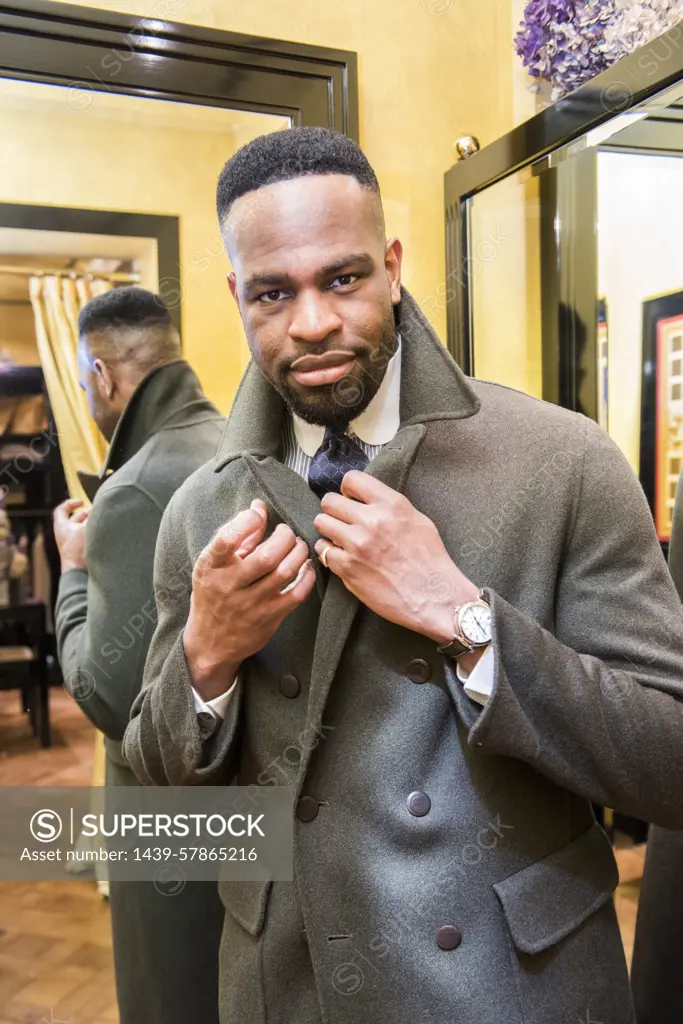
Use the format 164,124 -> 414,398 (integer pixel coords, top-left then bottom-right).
330,274 -> 357,289
258,290 -> 287,304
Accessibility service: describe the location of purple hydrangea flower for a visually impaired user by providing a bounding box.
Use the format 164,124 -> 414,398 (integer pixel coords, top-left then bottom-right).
515,0 -> 683,100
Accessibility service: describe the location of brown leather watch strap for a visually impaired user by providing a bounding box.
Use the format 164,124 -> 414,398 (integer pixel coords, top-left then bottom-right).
436,634 -> 475,660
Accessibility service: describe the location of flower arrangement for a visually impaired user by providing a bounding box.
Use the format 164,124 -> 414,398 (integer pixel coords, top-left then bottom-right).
514,0 -> 683,100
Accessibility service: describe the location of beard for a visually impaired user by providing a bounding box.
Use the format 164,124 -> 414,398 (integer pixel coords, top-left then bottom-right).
271,306 -> 398,427
91,390 -> 120,443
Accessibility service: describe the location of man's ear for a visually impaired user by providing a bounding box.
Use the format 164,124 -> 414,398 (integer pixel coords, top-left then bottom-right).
227,272 -> 241,313
385,237 -> 403,305
93,358 -> 116,401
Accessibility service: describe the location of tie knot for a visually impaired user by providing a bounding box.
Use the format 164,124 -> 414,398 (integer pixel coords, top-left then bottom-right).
323,423 -> 350,455
308,423 -> 369,498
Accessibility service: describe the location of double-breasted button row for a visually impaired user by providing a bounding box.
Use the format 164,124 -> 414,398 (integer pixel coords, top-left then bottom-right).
287,662 -> 431,692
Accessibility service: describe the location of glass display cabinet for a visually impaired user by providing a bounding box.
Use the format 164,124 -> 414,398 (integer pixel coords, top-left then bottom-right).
444,24 -> 683,552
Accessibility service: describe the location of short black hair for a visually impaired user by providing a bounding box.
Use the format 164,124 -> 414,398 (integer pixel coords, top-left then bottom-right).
216,126 -> 380,226
78,286 -> 172,338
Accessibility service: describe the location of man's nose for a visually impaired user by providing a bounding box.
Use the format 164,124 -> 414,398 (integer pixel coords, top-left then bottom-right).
289,294 -> 342,343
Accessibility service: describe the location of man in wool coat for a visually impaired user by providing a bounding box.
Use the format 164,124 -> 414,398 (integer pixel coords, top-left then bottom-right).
124,127 -> 683,1024
53,287 -> 225,1024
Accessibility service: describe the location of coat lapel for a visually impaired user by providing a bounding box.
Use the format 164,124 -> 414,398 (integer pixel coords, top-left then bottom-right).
243,455 -> 327,600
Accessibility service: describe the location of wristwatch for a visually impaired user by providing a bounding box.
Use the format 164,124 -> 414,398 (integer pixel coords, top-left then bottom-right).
437,592 -> 492,660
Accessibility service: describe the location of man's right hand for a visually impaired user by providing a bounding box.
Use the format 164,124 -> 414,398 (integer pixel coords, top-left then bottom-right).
183,499 -> 316,701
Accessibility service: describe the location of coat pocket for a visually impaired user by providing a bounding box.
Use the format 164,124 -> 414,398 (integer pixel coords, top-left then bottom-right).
219,879 -> 273,936
493,822 -> 634,1024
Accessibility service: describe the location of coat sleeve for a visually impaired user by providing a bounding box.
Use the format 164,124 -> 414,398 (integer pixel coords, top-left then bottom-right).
55,484 -> 163,741
122,490 -> 243,786
448,417 -> 683,829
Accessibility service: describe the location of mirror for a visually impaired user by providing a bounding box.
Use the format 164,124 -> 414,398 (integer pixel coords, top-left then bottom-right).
596,82 -> 683,541
465,75 -> 683,544
0,76 -> 291,611
0,70 -> 295,1020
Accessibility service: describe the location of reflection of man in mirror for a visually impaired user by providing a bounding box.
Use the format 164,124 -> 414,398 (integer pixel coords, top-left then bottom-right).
52,287 -> 226,1024
124,129 -> 683,1024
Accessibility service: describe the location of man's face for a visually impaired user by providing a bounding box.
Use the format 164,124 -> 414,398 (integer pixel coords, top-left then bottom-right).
77,335 -> 121,442
224,174 -> 402,426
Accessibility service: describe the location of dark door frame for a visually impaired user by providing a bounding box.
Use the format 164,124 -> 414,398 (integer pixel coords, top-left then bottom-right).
0,1 -> 359,136
443,21 -> 683,406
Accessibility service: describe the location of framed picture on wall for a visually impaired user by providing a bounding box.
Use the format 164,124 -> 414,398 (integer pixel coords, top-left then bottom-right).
640,289 -> 683,545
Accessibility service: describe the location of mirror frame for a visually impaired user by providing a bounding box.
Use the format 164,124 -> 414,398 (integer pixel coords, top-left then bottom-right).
444,21 -> 683,407
0,1 -> 358,136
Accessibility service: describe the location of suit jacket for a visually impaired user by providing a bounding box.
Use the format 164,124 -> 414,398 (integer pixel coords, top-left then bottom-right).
55,359 -> 227,1024
123,290 -> 683,1024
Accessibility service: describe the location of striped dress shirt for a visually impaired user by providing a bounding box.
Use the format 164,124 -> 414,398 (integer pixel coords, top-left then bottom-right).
279,413 -> 386,480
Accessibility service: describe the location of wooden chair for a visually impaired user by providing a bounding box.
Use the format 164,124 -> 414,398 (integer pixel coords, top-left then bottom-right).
0,601 -> 50,747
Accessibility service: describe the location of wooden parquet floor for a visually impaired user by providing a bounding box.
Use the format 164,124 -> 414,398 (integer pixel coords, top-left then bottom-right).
0,686 -> 96,788
0,687 -> 118,1024
0,685 -> 649,1023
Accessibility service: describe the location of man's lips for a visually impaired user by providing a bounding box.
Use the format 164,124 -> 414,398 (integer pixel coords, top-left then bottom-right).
289,352 -> 357,387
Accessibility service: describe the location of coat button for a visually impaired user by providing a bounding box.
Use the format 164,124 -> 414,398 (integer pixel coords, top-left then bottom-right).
407,658 -> 431,683
296,796 -> 319,822
436,925 -> 462,950
280,674 -> 301,699
407,791 -> 431,817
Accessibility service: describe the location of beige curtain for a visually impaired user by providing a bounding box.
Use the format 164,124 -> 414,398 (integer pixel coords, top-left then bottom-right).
29,277 -> 113,832
29,275 -> 111,501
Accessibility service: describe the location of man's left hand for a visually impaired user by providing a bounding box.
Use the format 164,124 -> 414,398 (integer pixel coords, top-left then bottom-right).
313,471 -> 479,644
53,498 -> 90,573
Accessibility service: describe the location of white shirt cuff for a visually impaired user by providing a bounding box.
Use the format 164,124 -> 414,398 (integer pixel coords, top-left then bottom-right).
456,644 -> 494,707
192,677 -> 238,721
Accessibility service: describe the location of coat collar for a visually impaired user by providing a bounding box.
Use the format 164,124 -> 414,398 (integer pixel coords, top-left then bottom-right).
213,286 -> 481,472
101,359 -> 218,478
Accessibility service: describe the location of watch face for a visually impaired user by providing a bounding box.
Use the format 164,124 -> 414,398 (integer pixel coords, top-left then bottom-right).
460,602 -> 492,645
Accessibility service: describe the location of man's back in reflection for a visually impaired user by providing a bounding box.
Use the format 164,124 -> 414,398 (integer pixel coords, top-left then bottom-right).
53,286 -> 226,1024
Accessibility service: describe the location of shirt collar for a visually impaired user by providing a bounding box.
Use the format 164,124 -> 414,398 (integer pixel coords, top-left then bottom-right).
291,334 -> 402,457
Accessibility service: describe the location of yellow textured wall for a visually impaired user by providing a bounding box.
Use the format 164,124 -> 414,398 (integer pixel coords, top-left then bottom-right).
50,0 -> 516,400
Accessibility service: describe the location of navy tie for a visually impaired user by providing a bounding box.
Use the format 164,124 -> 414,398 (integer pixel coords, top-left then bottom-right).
308,425 -> 369,498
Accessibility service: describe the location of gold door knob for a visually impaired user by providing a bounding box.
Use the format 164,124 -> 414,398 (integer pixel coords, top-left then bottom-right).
454,135 -> 481,161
